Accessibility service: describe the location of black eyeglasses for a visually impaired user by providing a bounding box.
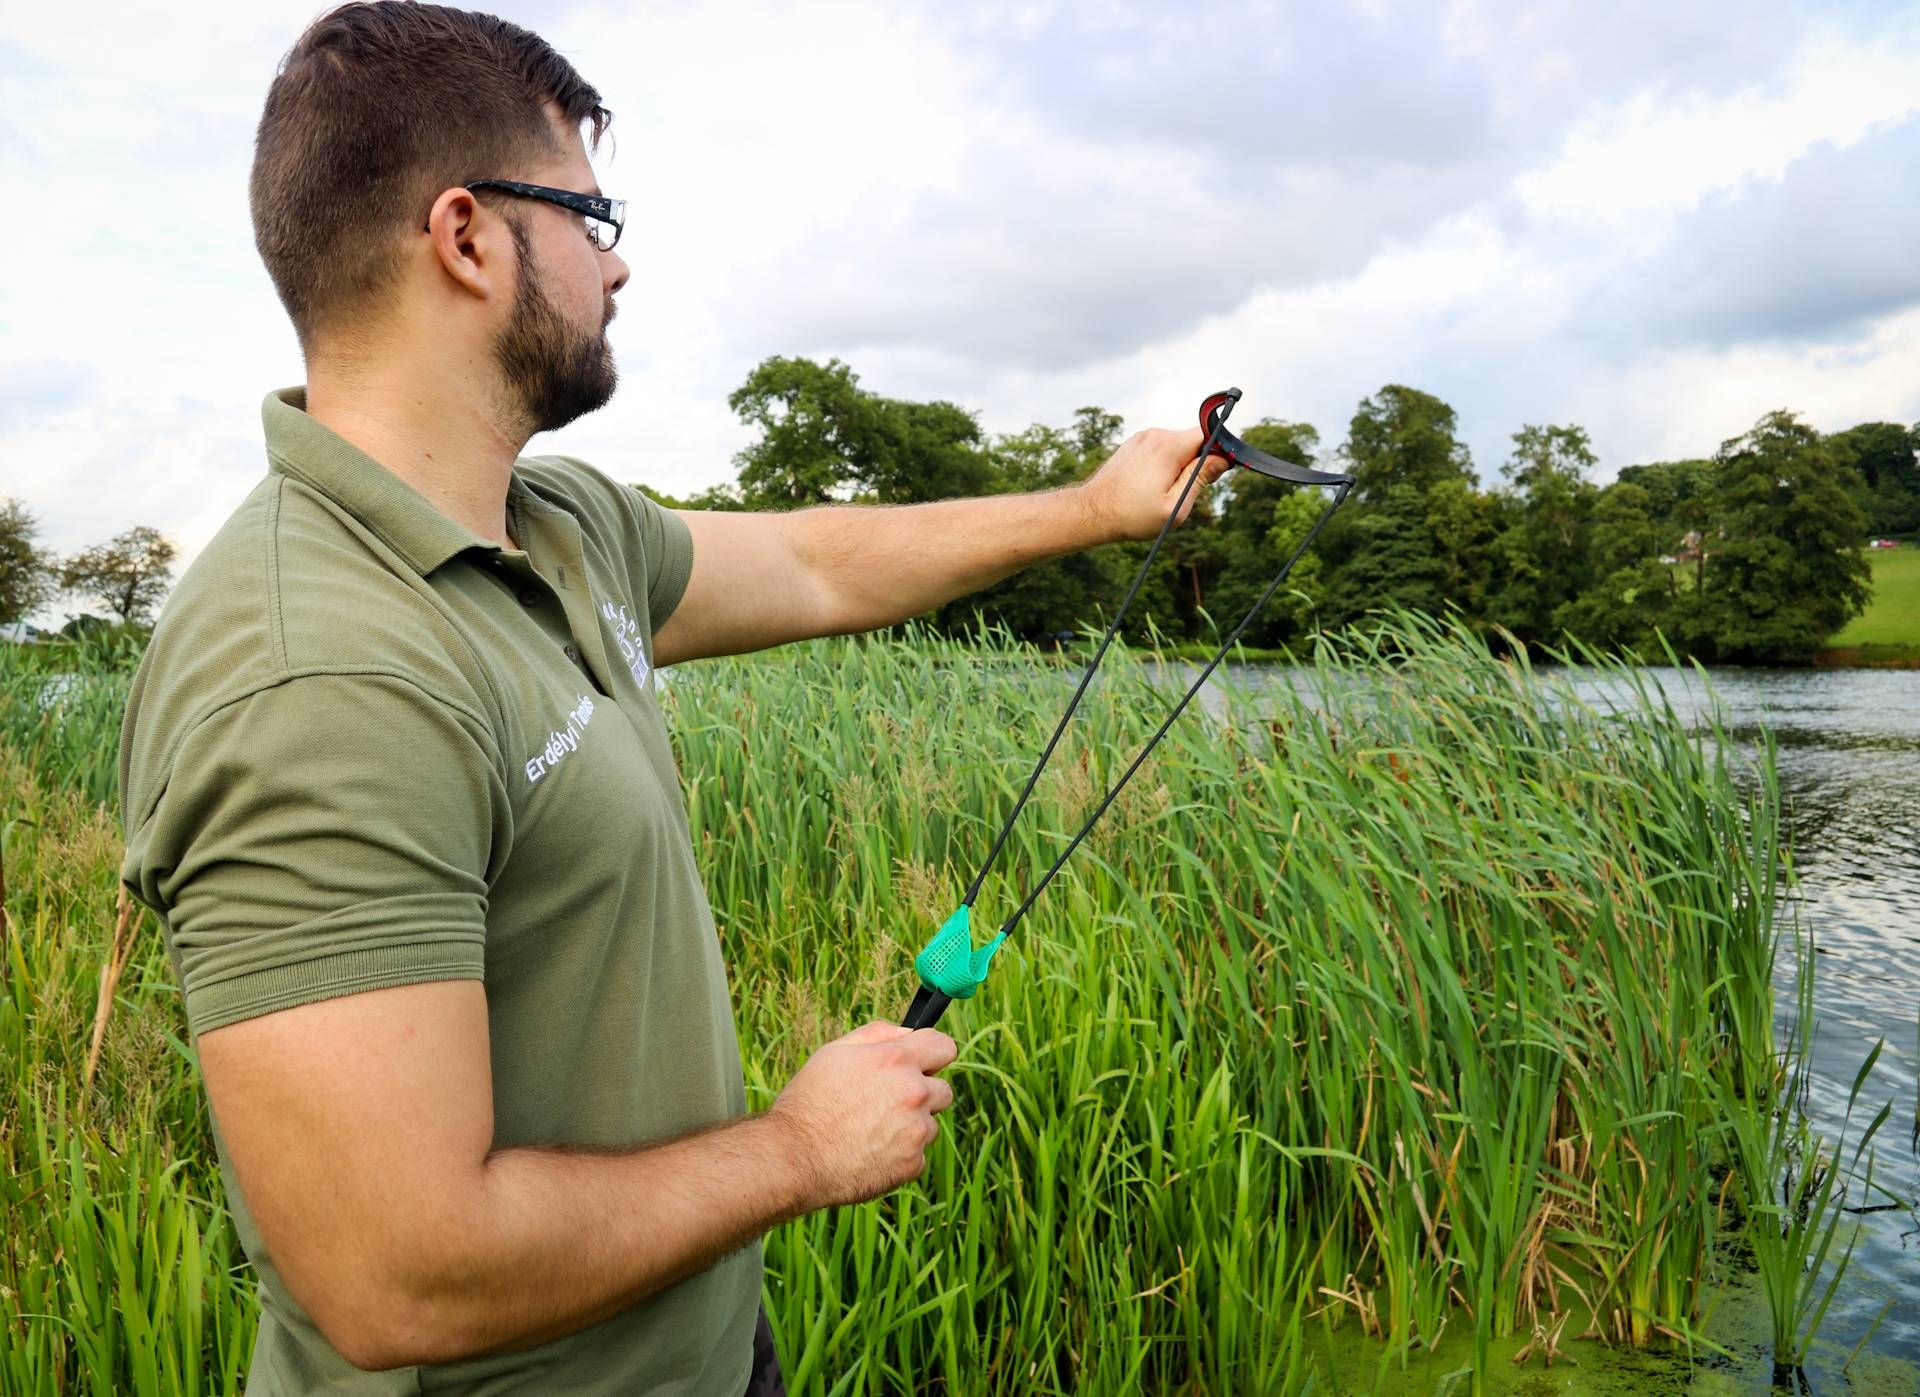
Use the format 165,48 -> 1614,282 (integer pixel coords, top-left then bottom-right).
428,179 -> 626,252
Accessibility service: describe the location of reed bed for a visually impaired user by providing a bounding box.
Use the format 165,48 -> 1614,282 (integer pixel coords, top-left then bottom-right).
0,614 -> 1869,1393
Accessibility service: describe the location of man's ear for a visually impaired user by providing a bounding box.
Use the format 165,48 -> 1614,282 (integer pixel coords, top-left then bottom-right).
423,187 -> 504,300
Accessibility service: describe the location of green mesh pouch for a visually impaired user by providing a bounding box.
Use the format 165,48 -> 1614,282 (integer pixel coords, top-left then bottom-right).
914,904 -> 1007,1000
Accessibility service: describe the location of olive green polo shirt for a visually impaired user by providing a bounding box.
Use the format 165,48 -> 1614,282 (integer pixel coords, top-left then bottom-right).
117,386 -> 760,1395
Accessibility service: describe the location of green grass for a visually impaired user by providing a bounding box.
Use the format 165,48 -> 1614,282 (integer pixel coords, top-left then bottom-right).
0,614 -> 1888,1394
1829,547 -> 1920,648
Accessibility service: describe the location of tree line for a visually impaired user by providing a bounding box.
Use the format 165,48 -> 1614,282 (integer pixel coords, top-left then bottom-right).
0,506 -> 175,636
640,357 -> 1917,665
6,359 -> 1911,665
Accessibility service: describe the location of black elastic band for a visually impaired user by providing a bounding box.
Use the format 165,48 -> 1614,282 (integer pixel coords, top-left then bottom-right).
996,479 -> 1350,934
960,409 -> 1237,908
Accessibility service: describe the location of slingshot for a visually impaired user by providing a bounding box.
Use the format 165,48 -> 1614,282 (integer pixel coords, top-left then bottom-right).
899,389 -> 1355,1030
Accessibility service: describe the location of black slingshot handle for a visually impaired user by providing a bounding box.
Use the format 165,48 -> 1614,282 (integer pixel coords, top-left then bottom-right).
901,985 -> 952,1030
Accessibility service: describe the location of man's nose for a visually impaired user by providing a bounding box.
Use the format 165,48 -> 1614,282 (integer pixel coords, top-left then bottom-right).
605,252 -> 629,297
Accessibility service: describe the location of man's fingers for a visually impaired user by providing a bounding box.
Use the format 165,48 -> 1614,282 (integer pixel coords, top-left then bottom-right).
1169,425 -> 1231,462
1169,455 -> 1232,502
902,1028 -> 959,1072
1165,426 -> 1231,477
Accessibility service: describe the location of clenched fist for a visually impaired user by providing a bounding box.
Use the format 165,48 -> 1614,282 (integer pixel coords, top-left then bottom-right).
767,1021 -> 959,1209
1078,426 -> 1235,543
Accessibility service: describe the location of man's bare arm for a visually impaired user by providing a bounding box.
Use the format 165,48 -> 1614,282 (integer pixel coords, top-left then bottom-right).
196,980 -> 956,1370
651,426 -> 1231,666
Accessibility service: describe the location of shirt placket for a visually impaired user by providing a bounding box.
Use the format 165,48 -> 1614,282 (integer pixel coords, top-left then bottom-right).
513,496 -> 619,700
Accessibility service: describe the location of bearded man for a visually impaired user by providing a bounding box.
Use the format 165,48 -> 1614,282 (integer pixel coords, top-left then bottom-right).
117,3 -> 1229,1391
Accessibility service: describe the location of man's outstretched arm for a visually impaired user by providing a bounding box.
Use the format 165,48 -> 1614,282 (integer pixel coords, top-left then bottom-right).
651,426 -> 1231,667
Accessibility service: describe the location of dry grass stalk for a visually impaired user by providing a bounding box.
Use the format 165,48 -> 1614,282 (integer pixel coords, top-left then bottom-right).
82,882 -> 143,1093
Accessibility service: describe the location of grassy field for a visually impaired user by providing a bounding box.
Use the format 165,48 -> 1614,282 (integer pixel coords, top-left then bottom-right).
1827,547 -> 1920,657
0,618 -> 1891,1394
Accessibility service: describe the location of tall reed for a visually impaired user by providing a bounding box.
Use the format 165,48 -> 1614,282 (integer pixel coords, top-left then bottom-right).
671,612 -> 1827,1392
1,741 -> 257,1394
0,613 -> 1874,1393
0,627 -> 139,809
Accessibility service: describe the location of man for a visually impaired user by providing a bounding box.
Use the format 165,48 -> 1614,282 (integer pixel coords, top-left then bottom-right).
117,3 -> 1232,1392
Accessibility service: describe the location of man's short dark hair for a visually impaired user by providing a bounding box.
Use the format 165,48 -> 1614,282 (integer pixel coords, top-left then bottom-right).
250,1 -> 612,353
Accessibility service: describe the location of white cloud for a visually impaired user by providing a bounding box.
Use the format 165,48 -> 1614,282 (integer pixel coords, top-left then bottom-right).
1591,306 -> 1920,468
2,0 -> 1917,632
1514,34 -> 1920,226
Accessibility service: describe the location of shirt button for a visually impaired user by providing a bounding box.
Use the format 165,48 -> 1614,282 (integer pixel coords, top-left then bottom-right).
564,644 -> 580,662
518,590 -> 540,607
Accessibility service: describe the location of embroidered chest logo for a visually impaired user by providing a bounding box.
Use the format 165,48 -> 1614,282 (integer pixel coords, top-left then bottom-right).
601,599 -> 651,688
525,692 -> 596,785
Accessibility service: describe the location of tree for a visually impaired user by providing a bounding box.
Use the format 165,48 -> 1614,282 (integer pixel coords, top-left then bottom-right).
1555,481 -> 1677,651
1205,420 -> 1325,645
629,481 -> 747,512
1487,424 -> 1599,641
1252,488 -> 1333,639
1342,385 -> 1474,502
1503,424 -> 1597,552
60,613 -> 114,639
1827,421 -> 1920,537
1215,421 -> 1322,542
56,525 -> 177,625
1320,387 -> 1477,627
1320,488 -> 1447,625
726,356 -> 995,509
1070,407 -> 1125,464
727,356 -> 891,508
1424,476 -> 1501,620
1689,411 -> 1871,664
684,483 -> 749,511
0,497 -> 59,625
867,398 -> 995,504
1161,487 -> 1225,635
1614,458 -> 1712,544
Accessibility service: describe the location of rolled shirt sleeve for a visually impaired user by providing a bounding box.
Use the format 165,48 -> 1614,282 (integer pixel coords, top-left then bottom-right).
120,671 -> 510,1037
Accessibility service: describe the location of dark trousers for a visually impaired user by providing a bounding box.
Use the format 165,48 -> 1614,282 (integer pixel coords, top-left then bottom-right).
742,1304 -> 786,1397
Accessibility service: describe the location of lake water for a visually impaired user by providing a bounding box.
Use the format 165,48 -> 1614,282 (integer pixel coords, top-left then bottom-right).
1155,660 -> 1920,1385
1648,668 -> 1918,1381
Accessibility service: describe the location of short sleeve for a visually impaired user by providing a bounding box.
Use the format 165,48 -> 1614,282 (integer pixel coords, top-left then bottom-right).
119,672 -> 510,1038
629,489 -> 694,632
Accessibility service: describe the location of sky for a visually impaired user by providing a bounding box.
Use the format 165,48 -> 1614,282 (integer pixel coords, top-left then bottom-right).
4,0 -> 1919,627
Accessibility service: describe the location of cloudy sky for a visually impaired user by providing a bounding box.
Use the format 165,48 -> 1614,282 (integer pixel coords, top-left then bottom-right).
4,0 -> 1918,625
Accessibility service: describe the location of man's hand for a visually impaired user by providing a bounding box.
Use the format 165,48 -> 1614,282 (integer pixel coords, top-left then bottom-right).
1077,427 -> 1235,543
765,1021 -> 958,1208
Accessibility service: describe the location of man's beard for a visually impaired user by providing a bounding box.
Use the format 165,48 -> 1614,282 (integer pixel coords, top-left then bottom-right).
493,220 -> 618,435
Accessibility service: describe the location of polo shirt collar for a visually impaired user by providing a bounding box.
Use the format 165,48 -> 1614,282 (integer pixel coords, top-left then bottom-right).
262,385 -> 531,577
